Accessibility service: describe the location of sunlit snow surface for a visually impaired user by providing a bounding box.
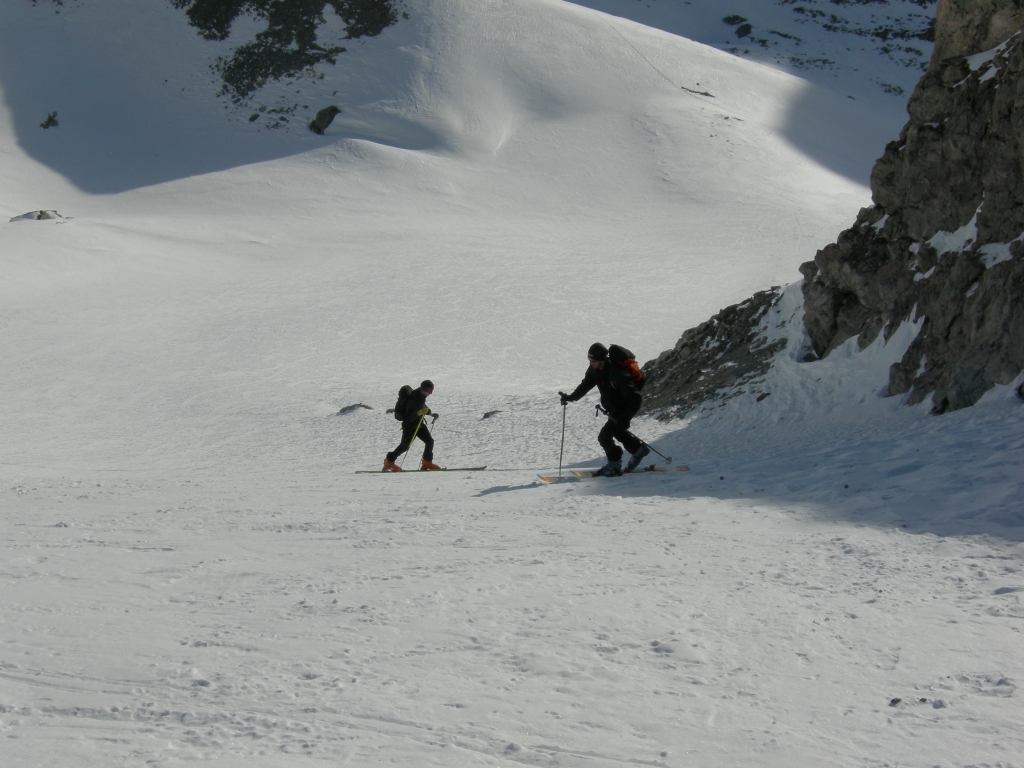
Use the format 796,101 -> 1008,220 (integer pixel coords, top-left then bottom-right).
1,1 -> 1022,766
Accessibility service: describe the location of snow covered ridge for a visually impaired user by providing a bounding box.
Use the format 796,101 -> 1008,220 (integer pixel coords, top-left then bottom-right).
570,0 -> 938,99
647,2 -> 1024,419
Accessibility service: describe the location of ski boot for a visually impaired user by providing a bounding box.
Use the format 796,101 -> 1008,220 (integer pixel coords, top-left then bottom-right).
624,445 -> 651,473
420,460 -> 442,471
382,458 -> 402,472
594,460 -> 622,477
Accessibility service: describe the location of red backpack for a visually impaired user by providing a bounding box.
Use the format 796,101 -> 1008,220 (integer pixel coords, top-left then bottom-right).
608,344 -> 645,390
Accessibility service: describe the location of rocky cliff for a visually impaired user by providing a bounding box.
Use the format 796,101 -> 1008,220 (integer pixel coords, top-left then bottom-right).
643,0 -> 1024,417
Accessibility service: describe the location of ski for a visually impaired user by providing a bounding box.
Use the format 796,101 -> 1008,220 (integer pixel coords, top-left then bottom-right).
570,464 -> 690,478
355,466 -> 487,474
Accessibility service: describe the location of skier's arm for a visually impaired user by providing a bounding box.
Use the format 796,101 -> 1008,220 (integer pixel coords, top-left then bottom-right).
405,391 -> 429,421
561,370 -> 596,403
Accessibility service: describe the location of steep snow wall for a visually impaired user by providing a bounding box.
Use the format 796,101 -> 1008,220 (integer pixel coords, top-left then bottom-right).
644,0 -> 1024,417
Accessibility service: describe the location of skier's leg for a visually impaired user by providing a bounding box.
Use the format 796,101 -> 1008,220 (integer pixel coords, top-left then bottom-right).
416,424 -> 434,462
598,420 -> 624,463
386,422 -> 417,462
614,421 -> 643,455
610,407 -> 643,455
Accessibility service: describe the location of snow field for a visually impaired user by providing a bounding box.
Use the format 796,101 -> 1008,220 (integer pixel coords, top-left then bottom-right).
3,448 -> 1022,766
1,0 -> 1022,765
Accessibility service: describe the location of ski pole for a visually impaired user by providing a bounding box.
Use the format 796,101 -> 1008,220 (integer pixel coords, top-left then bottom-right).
558,401 -> 567,478
634,436 -> 671,465
595,404 -> 672,464
398,413 -> 426,470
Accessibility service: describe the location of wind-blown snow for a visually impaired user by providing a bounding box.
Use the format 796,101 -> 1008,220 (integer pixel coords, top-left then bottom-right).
1,1 -> 1021,766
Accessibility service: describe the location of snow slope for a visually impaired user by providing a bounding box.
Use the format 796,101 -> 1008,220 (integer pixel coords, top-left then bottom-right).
1,1 -> 1021,766
569,0 -> 938,99
566,0 -> 937,178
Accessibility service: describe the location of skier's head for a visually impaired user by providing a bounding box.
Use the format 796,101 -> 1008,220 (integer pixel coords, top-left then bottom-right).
587,343 -> 608,366
420,380 -> 434,394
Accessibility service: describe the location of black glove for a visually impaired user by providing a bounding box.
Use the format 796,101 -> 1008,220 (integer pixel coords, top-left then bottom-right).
431,413 -> 440,422
559,391 -> 571,405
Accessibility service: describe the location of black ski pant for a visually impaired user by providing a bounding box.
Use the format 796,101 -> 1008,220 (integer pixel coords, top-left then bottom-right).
598,412 -> 642,463
387,420 -> 434,463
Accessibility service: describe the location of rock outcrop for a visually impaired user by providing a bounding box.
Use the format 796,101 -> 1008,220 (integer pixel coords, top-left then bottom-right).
640,288 -> 787,419
643,0 -> 1023,418
9,210 -> 65,222
931,0 -> 1022,67
801,0 -> 1024,413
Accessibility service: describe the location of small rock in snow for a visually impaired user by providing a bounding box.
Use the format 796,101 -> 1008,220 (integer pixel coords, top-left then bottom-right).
309,105 -> 341,135
10,210 -> 65,222
337,403 -> 372,415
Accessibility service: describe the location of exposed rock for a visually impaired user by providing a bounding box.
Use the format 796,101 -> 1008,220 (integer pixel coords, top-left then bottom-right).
10,210 -> 65,222
931,0 -> 1023,68
309,105 -> 341,135
337,403 -> 373,415
640,288 -> 786,419
646,0 -> 1024,418
801,1 -> 1024,413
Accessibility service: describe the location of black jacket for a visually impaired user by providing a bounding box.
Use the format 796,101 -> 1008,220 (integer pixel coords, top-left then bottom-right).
403,388 -> 432,426
565,361 -> 642,417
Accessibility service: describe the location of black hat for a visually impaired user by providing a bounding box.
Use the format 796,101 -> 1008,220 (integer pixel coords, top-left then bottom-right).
587,343 -> 608,361
420,380 -> 434,391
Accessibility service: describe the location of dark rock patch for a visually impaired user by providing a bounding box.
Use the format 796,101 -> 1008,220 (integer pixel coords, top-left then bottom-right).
801,14 -> 1024,413
309,105 -> 341,135
640,288 -> 786,420
337,403 -> 373,415
10,210 -> 65,222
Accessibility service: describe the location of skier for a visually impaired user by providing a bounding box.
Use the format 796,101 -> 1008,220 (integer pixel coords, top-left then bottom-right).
559,343 -> 649,476
384,380 -> 442,471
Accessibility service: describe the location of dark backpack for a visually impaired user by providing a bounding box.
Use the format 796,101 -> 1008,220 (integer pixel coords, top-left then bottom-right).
608,344 -> 645,391
393,384 -> 414,420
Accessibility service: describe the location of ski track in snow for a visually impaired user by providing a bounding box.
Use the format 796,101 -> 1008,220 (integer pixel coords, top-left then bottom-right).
1,0 -> 1022,766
